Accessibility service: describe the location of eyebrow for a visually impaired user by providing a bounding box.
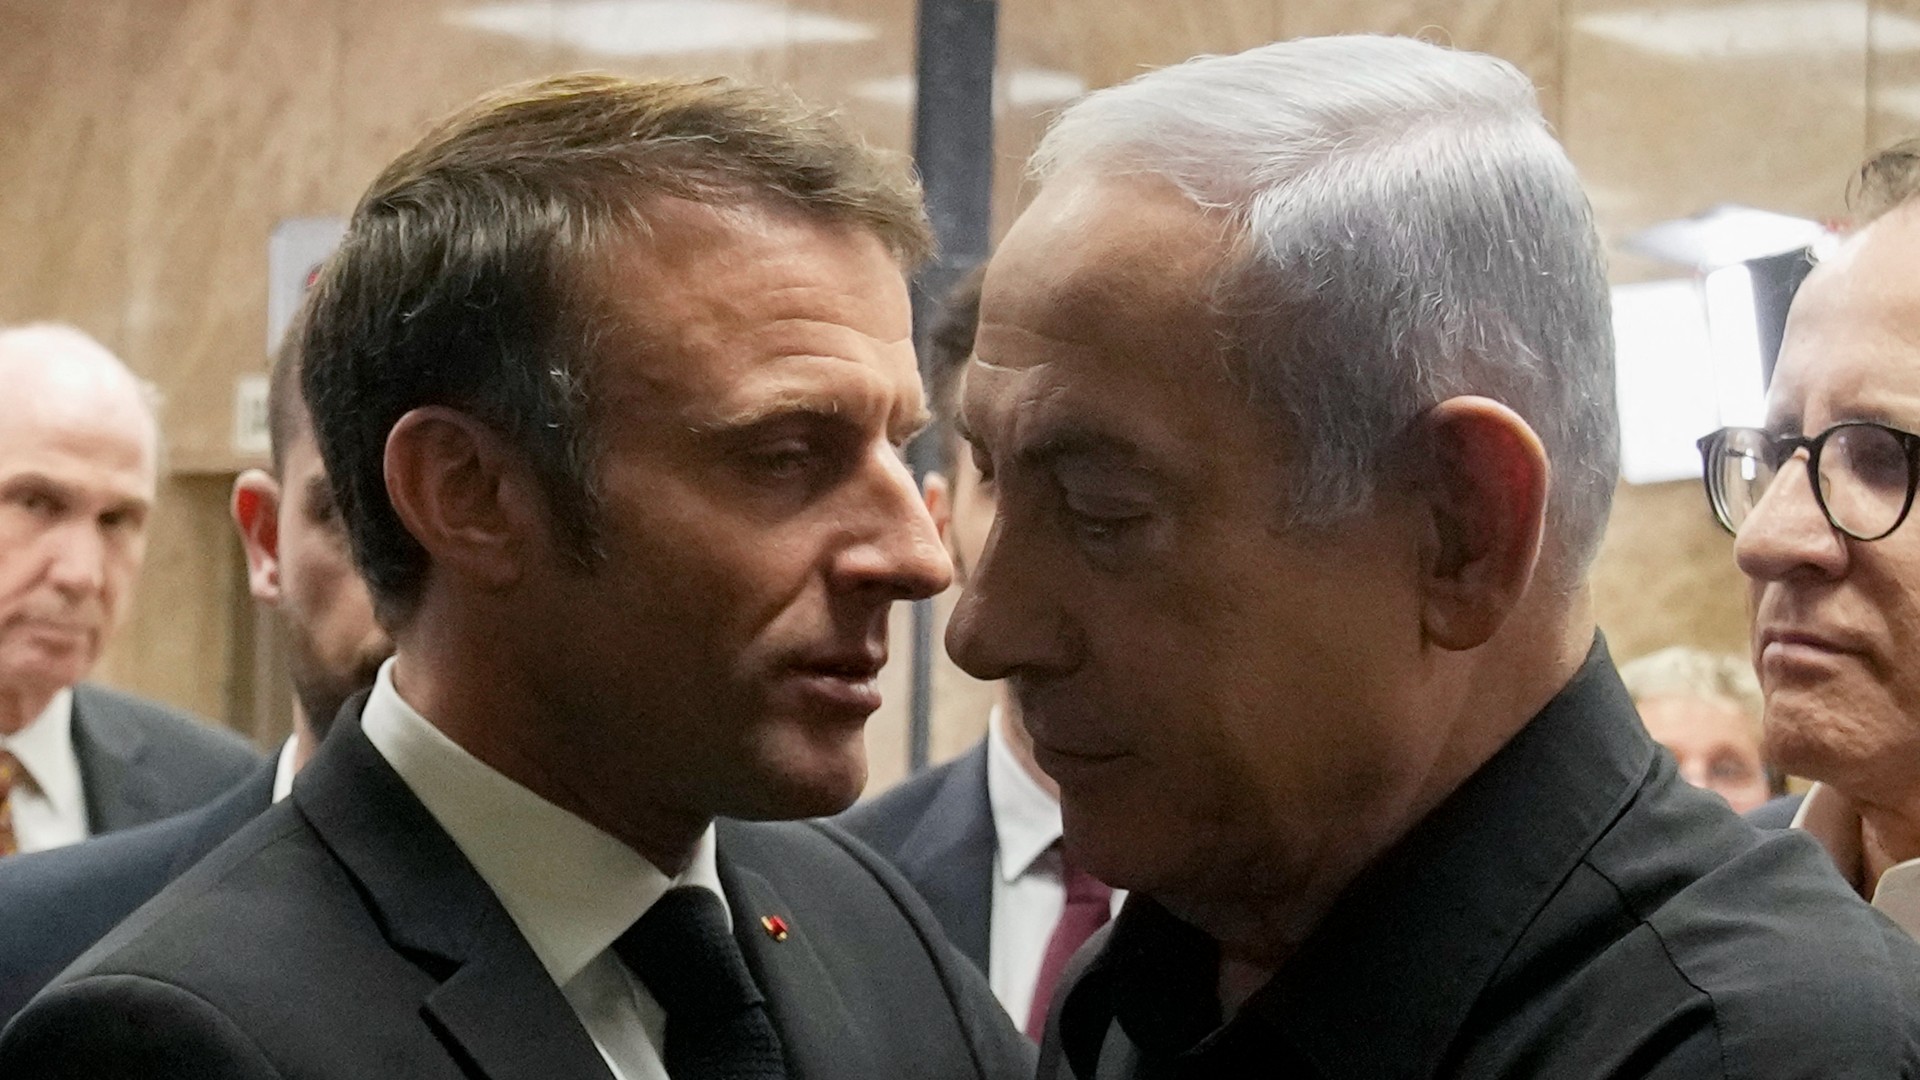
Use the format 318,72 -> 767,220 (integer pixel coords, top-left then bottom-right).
1013,425 -> 1152,475
691,396 -> 932,442
0,472 -> 151,517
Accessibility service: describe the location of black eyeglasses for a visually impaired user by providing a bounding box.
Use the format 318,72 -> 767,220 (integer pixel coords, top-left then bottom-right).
1696,421 -> 1920,541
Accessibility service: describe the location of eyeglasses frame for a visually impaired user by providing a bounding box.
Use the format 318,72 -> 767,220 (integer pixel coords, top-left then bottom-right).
1696,421 -> 1920,542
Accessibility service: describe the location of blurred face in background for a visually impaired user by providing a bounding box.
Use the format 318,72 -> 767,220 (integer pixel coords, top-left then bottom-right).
1638,695 -> 1771,813
0,343 -> 156,728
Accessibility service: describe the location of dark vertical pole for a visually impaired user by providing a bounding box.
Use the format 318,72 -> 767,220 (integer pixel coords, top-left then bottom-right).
907,0 -> 997,774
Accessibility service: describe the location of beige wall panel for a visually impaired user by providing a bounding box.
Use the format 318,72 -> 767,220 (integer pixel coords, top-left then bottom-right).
92,475 -> 248,727
120,0 -> 343,474
1564,0 -> 1866,282
990,0 -> 1282,242
1279,0 -> 1564,127
336,0 -> 561,197
0,1 -> 135,342
781,0 -> 914,155
1590,480 -> 1750,664
1869,0 -> 1920,160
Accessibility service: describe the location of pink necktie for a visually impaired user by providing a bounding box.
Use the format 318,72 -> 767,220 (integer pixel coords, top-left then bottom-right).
1026,854 -> 1112,1038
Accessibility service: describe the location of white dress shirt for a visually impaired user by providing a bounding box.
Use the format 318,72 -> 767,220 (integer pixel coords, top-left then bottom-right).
270,735 -> 299,803
984,708 -> 1124,1025
1,689 -> 88,853
360,660 -> 727,1080
1793,782 -> 1920,938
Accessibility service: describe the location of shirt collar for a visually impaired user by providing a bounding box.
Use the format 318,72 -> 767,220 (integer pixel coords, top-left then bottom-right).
984,705 -> 1062,882
1793,782 -> 1920,937
359,660 -> 726,988
270,735 -> 299,803
1060,636 -> 1651,1080
1,688 -> 81,816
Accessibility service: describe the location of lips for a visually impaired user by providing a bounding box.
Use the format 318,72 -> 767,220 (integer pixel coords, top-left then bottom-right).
1755,626 -> 1865,676
783,650 -> 886,715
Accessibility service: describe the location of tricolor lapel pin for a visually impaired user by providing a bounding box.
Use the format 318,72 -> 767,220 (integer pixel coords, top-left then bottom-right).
760,915 -> 790,942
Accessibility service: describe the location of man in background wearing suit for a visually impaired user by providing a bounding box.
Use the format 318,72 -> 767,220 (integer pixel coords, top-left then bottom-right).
840,271 -> 1122,1039
0,74 -> 1032,1079
952,37 -> 1920,1077
0,339 -> 391,1022
0,324 -> 258,857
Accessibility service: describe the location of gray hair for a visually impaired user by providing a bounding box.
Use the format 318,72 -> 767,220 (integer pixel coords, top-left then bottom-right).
1032,35 -> 1618,575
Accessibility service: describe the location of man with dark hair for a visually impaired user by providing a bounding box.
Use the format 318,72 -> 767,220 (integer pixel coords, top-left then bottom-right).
0,324 -> 259,858
0,73 -> 1030,1080
1713,137 -> 1920,936
841,269 -> 1122,1039
0,335 -> 391,1023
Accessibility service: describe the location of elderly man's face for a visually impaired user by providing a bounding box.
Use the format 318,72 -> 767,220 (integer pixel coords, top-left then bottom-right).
948,175 -> 1429,902
1736,203 -> 1920,804
0,363 -> 155,715
519,199 -> 950,826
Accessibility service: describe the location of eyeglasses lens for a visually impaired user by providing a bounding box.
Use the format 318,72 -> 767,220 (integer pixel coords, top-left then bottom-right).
1821,424 -> 1911,539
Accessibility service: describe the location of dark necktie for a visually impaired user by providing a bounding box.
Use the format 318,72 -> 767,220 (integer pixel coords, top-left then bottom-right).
1027,851 -> 1113,1038
613,885 -> 788,1080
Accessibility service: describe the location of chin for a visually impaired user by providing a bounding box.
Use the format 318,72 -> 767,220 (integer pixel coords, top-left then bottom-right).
730,746 -> 869,821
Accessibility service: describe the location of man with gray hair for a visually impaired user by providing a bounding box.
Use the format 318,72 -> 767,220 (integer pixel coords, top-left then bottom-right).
0,325 -> 257,859
950,35 -> 1920,1077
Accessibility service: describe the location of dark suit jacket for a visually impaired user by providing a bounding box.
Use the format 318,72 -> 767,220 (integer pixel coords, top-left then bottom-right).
68,683 -> 261,834
0,712 -> 1035,1079
836,739 -> 995,973
1747,792 -> 1805,829
0,763 -> 275,1025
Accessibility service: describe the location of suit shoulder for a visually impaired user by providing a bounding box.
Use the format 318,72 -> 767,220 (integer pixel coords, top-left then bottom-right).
74,684 -> 261,777
0,972 -> 283,1079
1512,798 -> 1920,1075
834,746 -> 978,855
1644,829 -> 1920,1068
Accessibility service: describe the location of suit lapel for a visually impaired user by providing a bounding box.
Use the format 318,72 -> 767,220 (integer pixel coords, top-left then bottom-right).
295,707 -> 613,1080
894,743 -> 995,971
70,684 -> 160,833
719,840 -> 886,1080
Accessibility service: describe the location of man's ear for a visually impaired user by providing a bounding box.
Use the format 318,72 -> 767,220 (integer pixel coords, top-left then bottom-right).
923,471 -> 953,546
1413,396 -> 1549,652
383,406 -> 540,594
231,469 -> 283,605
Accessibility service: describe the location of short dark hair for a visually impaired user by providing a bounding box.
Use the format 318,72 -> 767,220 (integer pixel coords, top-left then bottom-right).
1850,138 -> 1920,224
266,328 -> 305,478
926,265 -> 985,456
301,73 -> 932,625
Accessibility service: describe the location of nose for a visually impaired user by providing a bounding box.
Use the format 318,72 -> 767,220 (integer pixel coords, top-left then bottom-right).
43,520 -> 109,599
945,506 -> 1077,683
828,448 -> 953,603
1734,455 -> 1848,583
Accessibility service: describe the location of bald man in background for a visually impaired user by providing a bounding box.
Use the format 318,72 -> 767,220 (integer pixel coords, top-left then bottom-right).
0,325 -> 257,857
0,340 -> 391,1022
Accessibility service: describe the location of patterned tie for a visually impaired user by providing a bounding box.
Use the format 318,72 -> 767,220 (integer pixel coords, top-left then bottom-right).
613,886 -> 788,1080
1027,850 -> 1114,1038
0,749 -> 24,858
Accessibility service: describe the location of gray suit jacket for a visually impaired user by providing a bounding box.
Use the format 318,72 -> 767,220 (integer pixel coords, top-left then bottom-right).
837,739 -> 995,974
68,683 -> 262,835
